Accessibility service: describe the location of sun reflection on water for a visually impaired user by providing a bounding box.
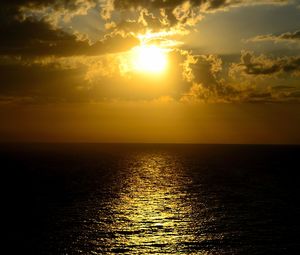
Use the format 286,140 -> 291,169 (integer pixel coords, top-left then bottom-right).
98,152 -> 195,254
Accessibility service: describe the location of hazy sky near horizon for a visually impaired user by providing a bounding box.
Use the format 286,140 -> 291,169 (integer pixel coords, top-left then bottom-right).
0,0 -> 299,143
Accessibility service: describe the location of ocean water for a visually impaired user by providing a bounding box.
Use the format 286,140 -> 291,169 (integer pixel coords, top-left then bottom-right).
2,144 -> 300,254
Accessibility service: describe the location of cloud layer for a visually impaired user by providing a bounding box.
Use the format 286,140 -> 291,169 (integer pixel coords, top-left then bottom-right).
0,0 -> 299,104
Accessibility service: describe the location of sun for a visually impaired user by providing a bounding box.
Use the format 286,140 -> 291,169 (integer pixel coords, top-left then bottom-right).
131,45 -> 168,74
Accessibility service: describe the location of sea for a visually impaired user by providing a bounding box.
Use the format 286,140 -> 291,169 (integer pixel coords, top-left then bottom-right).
2,144 -> 299,254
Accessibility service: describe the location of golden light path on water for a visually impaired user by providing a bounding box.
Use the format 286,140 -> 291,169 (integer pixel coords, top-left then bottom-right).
86,152 -> 222,254
111,153 -> 192,253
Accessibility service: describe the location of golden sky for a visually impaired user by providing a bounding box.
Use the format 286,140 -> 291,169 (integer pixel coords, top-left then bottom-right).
0,0 -> 300,143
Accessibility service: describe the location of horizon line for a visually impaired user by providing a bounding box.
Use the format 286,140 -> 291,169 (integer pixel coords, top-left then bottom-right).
1,142 -> 299,146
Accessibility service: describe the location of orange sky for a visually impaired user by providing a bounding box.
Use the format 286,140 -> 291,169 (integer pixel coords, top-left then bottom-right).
1,102 -> 299,144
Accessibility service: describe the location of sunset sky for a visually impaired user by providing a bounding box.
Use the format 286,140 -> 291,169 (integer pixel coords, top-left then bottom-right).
0,0 -> 299,143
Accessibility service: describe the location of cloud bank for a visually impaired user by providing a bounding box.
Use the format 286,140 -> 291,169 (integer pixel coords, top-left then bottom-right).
0,0 -> 299,104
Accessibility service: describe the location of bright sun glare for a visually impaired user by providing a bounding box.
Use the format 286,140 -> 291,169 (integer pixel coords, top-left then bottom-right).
131,45 -> 167,74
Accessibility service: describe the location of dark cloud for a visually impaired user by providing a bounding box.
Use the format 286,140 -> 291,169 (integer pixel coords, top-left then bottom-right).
0,0 -> 92,21
248,30 -> 300,43
289,91 -> 300,98
232,51 -> 300,76
0,0 -> 140,57
272,85 -> 296,90
102,0 -> 289,34
0,0 -> 93,11
180,50 -> 300,103
0,0 -> 139,103
0,18 -> 139,56
178,51 -> 239,103
246,92 -> 273,102
279,30 -> 300,41
0,61 -> 88,102
282,57 -> 300,73
113,0 -> 287,11
241,51 -> 281,75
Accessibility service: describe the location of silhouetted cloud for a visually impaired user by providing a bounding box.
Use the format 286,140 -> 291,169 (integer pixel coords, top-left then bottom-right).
179,51 -> 239,103
100,0 -> 290,34
111,0 -> 289,12
0,18 -> 138,57
247,30 -> 300,43
230,51 -> 300,76
272,85 -> 296,90
180,49 -> 300,103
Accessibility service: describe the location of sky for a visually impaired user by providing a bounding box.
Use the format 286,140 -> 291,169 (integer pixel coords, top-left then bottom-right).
0,0 -> 299,143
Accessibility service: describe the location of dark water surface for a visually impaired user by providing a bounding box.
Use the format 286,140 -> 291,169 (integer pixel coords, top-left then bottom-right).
2,144 -> 300,254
